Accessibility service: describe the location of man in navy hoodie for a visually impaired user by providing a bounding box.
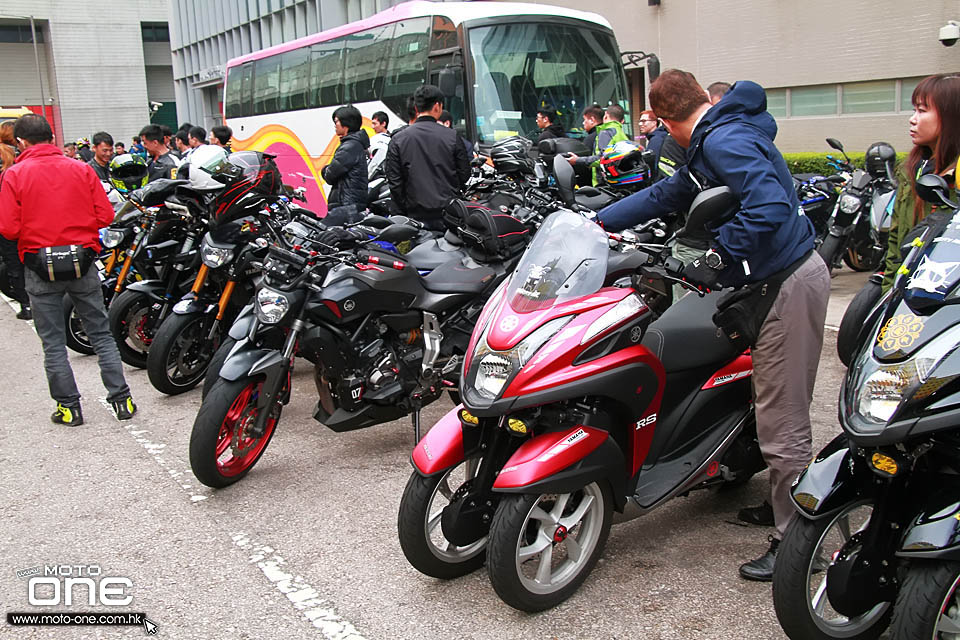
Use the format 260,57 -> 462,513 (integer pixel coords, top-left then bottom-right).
598,70 -> 830,581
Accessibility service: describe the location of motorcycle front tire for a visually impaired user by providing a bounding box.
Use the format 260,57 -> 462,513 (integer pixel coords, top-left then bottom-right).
890,560 -> 960,639
189,376 -> 279,488
147,312 -> 219,395
63,296 -> 95,356
201,336 -> 237,400
837,279 -> 882,368
817,233 -> 844,274
108,289 -> 156,368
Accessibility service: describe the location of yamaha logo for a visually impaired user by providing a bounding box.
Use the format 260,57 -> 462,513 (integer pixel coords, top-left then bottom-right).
630,326 -> 642,343
343,300 -> 356,312
499,315 -> 519,332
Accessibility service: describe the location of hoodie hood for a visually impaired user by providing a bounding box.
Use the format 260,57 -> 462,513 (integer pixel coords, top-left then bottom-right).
345,129 -> 370,150
690,81 -> 778,151
15,143 -> 63,163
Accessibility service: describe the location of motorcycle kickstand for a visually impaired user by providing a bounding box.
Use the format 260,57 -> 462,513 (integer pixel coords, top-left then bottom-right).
411,409 -> 422,443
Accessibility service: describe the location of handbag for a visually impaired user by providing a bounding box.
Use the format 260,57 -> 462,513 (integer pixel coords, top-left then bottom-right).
712,251 -> 812,350
24,245 -> 97,282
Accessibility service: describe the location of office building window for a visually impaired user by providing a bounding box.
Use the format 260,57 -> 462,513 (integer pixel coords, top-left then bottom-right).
142,23 -> 170,42
842,80 -> 895,114
766,88 -> 786,118
790,85 -> 837,116
0,25 -> 43,43
900,76 -> 925,112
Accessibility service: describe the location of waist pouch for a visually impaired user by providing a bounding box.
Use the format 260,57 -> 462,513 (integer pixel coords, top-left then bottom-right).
24,245 -> 97,281
712,251 -> 812,350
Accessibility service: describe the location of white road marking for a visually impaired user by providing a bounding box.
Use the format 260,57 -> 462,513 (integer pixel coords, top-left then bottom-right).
232,532 -> 367,640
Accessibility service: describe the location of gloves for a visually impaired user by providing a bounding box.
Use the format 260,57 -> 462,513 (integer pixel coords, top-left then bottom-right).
681,253 -> 722,291
316,227 -> 368,250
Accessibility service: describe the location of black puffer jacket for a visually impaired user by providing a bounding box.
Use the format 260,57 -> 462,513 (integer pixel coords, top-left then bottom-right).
384,116 -> 469,220
322,129 -> 370,208
536,121 -> 565,142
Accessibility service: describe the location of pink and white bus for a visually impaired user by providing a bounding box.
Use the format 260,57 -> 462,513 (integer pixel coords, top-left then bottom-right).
223,1 -> 629,214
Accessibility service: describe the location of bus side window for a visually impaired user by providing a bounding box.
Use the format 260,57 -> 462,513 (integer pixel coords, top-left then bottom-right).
310,39 -> 345,108
343,24 -> 394,104
253,55 -> 281,115
381,17 -> 431,118
280,47 -> 311,112
225,62 -> 253,118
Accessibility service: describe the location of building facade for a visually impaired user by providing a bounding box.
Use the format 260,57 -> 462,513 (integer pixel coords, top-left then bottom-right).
0,0 -> 174,147
531,0 -> 959,153
169,0 -> 413,132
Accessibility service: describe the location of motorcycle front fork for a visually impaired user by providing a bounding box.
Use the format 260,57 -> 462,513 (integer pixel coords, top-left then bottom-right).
250,318 -> 301,437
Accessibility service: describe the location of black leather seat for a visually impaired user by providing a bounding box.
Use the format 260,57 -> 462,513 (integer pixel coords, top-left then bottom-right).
420,260 -> 496,295
641,291 -> 740,373
405,240 -> 464,271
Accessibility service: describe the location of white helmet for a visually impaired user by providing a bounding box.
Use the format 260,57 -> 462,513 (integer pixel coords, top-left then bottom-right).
187,145 -> 229,191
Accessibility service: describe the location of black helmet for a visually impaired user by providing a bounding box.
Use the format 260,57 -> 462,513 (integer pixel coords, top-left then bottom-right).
490,136 -> 534,175
865,142 -> 896,180
108,153 -> 148,193
211,151 -> 282,222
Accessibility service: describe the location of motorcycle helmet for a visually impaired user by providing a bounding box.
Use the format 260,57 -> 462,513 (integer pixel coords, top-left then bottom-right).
490,136 -> 534,175
600,141 -> 650,185
75,137 -> 91,149
187,145 -> 230,192
208,151 -> 282,222
865,141 -> 896,180
108,153 -> 148,193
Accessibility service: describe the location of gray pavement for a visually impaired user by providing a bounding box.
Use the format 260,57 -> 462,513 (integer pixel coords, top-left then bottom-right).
0,268 -> 871,640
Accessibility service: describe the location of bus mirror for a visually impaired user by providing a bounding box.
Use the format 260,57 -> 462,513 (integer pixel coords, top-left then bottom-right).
438,66 -> 460,98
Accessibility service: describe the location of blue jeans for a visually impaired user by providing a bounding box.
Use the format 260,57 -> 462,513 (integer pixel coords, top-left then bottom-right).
24,267 -> 130,405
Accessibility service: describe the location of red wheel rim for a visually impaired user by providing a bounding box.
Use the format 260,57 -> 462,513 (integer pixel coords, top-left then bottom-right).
214,381 -> 277,477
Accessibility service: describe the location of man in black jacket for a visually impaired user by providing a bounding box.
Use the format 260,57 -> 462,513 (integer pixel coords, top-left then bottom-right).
321,105 -> 369,225
384,85 -> 469,229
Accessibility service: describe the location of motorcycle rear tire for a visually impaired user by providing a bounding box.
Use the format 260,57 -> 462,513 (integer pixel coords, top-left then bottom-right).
147,312 -> 219,395
63,297 -> 95,356
817,234 -> 844,274
189,376 -> 278,488
772,501 -> 892,639
487,481 -> 612,612
837,279 -> 882,368
108,289 -> 156,368
201,337 -> 237,401
397,465 -> 487,579
890,560 -> 960,639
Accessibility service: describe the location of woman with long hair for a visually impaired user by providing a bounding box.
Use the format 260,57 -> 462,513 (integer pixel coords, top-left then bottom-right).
882,73 -> 960,290
0,120 -> 16,172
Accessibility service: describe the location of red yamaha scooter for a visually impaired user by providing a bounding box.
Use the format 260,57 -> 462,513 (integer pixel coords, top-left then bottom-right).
397,193 -> 766,612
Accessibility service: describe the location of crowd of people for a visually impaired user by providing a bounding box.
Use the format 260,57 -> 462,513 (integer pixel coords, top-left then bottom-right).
1,69 -> 958,586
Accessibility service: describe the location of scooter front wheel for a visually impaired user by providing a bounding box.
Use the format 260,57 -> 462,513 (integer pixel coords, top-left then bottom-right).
189,376 -> 279,488
890,560 -> 960,639
772,500 -> 892,639
487,481 -> 612,612
397,458 -> 488,579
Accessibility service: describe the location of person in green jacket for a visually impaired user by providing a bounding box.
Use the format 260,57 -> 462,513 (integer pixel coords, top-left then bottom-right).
882,74 -> 960,292
567,104 -> 629,185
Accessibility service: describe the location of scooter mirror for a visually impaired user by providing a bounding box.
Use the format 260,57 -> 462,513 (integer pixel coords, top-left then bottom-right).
916,174 -> 959,210
553,154 -> 576,207
684,186 -> 738,235
826,138 -> 844,152
360,215 -> 392,229
377,223 -> 421,244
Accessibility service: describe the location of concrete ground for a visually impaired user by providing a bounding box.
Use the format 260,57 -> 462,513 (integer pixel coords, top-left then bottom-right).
0,268 -> 871,640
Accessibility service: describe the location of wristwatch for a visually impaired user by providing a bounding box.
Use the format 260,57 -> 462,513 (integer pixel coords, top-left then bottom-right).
705,248 -> 724,270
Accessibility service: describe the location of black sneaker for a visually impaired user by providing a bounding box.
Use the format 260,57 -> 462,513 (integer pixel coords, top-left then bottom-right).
17,305 -> 31,320
737,501 -> 775,526
739,535 -> 779,582
111,397 -> 137,421
51,403 -> 83,426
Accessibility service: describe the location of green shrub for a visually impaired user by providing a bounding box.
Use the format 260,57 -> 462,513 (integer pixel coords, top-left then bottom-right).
782,152 -> 908,176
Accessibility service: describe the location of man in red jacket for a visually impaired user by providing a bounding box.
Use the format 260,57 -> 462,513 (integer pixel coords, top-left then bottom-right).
0,114 -> 136,426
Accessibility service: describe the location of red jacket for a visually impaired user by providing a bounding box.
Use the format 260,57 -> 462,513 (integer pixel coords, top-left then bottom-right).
0,143 -> 114,260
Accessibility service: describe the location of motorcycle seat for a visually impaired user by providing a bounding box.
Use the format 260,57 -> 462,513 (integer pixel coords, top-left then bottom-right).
641,291 -> 740,373
575,192 -> 615,211
405,238 -> 467,271
420,259 -> 496,295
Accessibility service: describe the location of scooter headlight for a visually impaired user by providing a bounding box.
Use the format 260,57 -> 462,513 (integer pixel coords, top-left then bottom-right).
255,287 -> 289,324
201,242 -> 234,268
854,324 -> 960,424
100,227 -> 127,249
839,193 -> 862,214
470,317 -> 571,400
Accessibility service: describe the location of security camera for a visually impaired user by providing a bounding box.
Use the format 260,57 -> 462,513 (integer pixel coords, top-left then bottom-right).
940,21 -> 959,47
149,101 -> 163,109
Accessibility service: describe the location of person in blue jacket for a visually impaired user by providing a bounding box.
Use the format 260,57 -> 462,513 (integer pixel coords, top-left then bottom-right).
598,70 -> 830,581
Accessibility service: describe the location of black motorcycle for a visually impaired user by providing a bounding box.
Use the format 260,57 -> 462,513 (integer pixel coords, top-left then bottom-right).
817,138 -> 897,274
188,206 -> 531,488
772,173 -> 960,639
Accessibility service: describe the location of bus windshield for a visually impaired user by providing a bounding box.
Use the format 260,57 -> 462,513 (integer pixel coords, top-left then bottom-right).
469,22 -> 627,145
